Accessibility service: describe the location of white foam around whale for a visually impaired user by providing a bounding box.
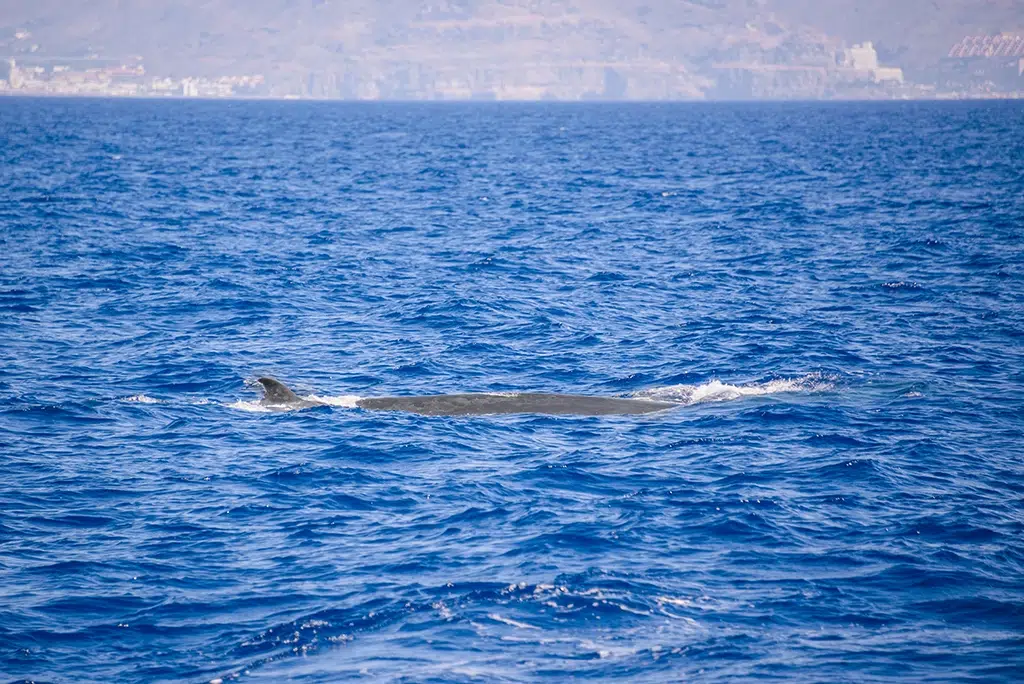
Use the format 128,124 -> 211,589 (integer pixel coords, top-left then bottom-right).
226,394 -> 362,412
633,373 -> 832,406
225,400 -> 273,413
305,394 -> 362,408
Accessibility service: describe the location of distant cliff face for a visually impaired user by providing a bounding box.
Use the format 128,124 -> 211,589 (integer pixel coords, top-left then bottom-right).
1,0 -> 1020,98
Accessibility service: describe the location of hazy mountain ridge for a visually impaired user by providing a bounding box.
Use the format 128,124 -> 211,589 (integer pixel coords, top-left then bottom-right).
2,1 -> 1022,98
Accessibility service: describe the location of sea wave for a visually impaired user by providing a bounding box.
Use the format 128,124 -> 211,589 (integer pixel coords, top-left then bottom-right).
122,394 -> 161,404
5,100 -> 1019,683
634,373 -> 833,405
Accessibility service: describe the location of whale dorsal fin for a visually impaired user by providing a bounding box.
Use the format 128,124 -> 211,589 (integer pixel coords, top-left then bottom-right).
256,377 -> 303,404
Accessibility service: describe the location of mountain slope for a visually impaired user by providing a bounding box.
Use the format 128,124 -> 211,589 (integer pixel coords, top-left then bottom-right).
2,1 -> 1021,96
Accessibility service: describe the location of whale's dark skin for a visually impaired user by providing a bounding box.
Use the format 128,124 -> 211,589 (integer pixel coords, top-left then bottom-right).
254,377 -> 676,416
356,393 -> 675,416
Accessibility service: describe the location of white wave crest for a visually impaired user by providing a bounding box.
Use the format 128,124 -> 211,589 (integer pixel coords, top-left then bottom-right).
488,613 -> 540,630
123,394 -> 161,404
634,374 -> 832,406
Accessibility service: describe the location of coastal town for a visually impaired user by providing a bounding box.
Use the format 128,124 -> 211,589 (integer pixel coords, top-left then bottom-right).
2,57 -> 266,99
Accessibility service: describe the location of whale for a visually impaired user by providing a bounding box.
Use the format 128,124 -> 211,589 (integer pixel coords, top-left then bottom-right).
253,377 -> 677,416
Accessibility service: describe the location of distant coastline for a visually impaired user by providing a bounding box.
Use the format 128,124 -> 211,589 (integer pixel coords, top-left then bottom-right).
2,90 -> 1022,102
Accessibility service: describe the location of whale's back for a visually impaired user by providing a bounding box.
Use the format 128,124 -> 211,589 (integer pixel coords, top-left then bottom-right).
357,393 -> 676,416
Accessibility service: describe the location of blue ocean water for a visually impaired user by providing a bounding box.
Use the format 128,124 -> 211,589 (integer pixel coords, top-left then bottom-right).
1,98 -> 1023,683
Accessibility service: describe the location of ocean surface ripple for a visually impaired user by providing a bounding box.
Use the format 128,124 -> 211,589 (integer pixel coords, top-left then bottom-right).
1,100 -> 1023,683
